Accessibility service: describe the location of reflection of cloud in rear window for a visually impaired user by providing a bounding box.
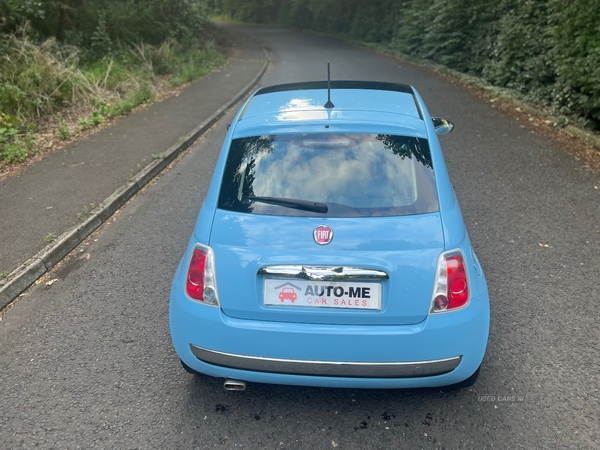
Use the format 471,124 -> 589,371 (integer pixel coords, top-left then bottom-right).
252,140 -> 417,207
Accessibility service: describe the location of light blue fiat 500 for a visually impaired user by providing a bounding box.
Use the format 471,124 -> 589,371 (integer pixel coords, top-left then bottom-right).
169,80 -> 490,390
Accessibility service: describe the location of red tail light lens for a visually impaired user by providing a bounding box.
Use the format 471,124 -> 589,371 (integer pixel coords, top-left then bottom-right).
431,251 -> 469,313
186,249 -> 207,300
446,255 -> 469,309
185,246 -> 219,305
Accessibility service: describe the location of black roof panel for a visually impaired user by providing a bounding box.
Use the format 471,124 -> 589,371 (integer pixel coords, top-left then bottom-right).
255,81 -> 414,96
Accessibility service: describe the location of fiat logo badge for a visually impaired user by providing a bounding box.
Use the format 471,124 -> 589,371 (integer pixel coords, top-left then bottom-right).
314,225 -> 333,245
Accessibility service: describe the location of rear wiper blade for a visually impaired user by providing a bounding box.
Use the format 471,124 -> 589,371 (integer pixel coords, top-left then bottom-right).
246,196 -> 328,213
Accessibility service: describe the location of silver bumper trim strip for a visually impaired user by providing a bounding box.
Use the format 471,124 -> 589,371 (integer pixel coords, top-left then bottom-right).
190,344 -> 461,378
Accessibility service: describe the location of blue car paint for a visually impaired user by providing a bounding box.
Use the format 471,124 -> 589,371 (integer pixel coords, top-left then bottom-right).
233,115 -> 426,141
241,86 -> 422,119
170,82 -> 490,388
170,286 -> 489,389
209,210 -> 445,326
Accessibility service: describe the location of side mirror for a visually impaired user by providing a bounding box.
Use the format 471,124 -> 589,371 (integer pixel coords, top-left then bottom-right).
432,118 -> 454,135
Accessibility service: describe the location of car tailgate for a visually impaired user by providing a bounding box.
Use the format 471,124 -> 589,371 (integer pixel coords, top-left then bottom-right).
209,209 -> 444,325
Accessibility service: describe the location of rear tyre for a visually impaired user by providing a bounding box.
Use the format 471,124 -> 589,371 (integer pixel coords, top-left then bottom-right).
180,358 -> 202,376
445,366 -> 481,390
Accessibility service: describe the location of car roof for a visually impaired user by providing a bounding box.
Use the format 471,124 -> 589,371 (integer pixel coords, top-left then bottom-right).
232,81 -> 429,138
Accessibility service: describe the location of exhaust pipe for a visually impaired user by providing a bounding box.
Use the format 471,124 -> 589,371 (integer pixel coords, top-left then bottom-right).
223,379 -> 246,391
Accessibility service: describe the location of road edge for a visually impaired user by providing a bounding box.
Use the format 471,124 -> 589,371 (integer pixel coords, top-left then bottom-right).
0,51 -> 269,312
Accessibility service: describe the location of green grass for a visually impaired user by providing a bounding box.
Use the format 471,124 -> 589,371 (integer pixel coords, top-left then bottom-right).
170,43 -> 227,86
0,115 -> 37,162
0,34 -> 90,122
83,57 -> 135,92
44,232 -> 57,243
0,27 -> 229,167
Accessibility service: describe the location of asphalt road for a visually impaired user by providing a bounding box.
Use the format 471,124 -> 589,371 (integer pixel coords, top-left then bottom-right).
1,24 -> 599,449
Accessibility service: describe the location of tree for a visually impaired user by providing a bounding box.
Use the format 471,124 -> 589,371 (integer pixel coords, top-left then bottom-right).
0,0 -> 45,31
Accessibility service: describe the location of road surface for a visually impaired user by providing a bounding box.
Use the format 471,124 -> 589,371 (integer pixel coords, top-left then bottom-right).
1,23 -> 598,449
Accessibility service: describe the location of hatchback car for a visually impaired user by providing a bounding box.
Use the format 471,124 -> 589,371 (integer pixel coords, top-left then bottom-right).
169,80 -> 490,390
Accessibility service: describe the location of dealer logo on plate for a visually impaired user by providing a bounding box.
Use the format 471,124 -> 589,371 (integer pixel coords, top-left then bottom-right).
313,225 -> 333,245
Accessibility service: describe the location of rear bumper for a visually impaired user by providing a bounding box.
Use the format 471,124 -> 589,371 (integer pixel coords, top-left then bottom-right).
190,344 -> 461,378
170,285 -> 489,388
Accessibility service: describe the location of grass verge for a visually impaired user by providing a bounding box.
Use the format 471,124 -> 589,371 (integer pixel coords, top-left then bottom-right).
0,24 -> 230,171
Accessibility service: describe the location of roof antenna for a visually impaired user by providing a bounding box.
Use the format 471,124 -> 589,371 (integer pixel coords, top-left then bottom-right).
324,62 -> 335,109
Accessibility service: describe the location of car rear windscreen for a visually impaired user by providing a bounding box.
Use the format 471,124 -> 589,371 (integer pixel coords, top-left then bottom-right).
218,133 -> 439,217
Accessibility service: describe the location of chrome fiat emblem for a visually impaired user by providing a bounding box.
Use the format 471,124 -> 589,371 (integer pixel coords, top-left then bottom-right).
313,225 -> 333,245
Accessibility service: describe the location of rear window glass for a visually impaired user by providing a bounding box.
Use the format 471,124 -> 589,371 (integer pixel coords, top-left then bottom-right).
218,133 -> 438,217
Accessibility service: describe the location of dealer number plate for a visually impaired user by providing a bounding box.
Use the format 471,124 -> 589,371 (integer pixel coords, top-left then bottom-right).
264,279 -> 381,310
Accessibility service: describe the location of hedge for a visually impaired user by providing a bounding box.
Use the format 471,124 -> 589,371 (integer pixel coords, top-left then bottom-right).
209,0 -> 600,130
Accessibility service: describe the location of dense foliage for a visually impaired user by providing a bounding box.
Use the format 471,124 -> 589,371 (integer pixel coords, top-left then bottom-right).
209,0 -> 600,130
1,0 -> 210,48
0,0 -> 227,164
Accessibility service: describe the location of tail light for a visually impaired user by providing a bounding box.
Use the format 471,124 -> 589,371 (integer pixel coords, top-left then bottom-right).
430,250 -> 469,313
185,245 -> 219,306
